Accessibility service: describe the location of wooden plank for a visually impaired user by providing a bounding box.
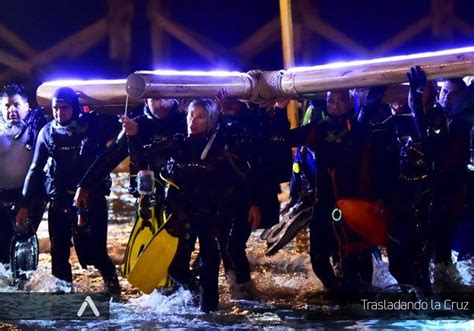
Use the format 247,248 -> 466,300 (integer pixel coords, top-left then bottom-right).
107,0 -> 134,63
372,16 -> 431,56
0,49 -> 32,73
431,0 -> 454,39
126,70 -> 254,99
0,19 -> 108,81
281,47 -> 474,95
299,0 -> 369,56
298,23 -> 318,65
234,17 -> 280,62
279,0 -> 299,129
280,0 -> 295,68
149,11 -> 224,63
303,17 -> 370,57
148,0 -> 170,68
127,48 -> 474,100
0,69 -> 19,82
36,79 -> 136,108
31,18 -> 108,66
453,17 -> 474,37
0,25 -> 36,57
295,0 -> 319,66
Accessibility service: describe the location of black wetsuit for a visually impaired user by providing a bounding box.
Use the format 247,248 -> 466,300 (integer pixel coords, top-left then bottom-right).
289,110 -> 374,290
217,106 -> 292,286
425,104 -> 472,264
257,107 -> 293,229
364,99 -> 432,293
159,130 -> 252,312
21,112 -> 120,282
215,111 -> 255,286
79,107 -> 186,200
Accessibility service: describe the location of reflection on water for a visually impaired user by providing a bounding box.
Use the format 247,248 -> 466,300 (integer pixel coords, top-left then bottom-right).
3,287 -> 474,329
0,173 -> 473,329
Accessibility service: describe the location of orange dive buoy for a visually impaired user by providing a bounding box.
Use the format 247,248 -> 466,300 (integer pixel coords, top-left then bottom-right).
336,199 -> 388,245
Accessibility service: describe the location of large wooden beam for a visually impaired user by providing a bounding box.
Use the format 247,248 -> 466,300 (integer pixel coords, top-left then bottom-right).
280,0 -> 295,69
453,17 -> 474,37
372,16 -> 431,56
281,47 -> 474,96
0,49 -> 32,74
304,18 -> 370,57
32,18 -> 109,66
0,18 -> 109,81
431,0 -> 454,40
299,0 -> 370,57
126,47 -> 474,100
36,79 -> 141,109
147,0 -> 170,68
149,11 -> 226,64
279,0 -> 299,129
0,25 -> 36,58
126,70 -> 254,99
295,1 -> 321,65
295,0 -> 319,65
107,0 -> 134,65
234,17 -> 281,62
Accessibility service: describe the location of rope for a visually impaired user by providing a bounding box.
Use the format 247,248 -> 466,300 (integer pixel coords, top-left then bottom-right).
248,70 -> 285,106
124,94 -> 129,117
159,172 -> 180,190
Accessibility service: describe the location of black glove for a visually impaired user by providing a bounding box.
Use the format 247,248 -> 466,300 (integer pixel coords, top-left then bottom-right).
366,85 -> 388,106
407,65 -> 427,94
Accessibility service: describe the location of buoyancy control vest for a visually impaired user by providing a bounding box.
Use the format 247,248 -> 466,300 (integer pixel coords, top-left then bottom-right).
43,113 -> 113,197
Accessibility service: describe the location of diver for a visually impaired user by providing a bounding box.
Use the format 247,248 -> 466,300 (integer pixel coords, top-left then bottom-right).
0,84 -> 46,272
421,75 -> 473,287
16,87 -> 121,293
361,68 -> 433,294
74,98 -> 186,283
213,90 -> 262,300
127,98 -> 258,312
75,98 -> 185,202
286,89 -> 376,294
212,88 -> 294,299
264,102 -> 320,257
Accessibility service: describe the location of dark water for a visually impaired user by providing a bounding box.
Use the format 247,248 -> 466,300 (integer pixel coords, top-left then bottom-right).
2,288 -> 474,330
2,292 -> 474,330
1,173 -> 473,329
1,244 -> 472,329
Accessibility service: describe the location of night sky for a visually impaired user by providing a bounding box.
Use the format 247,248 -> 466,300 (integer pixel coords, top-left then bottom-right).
1,0 -> 474,85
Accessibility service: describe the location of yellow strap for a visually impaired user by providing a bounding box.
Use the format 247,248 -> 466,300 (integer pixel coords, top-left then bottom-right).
159,172 -> 180,190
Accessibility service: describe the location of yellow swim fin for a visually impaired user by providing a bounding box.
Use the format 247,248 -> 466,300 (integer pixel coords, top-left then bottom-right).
127,215 -> 180,294
122,195 -> 162,277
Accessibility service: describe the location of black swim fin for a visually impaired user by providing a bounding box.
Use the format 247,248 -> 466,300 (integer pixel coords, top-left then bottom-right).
265,200 -> 312,256
10,229 -> 39,281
